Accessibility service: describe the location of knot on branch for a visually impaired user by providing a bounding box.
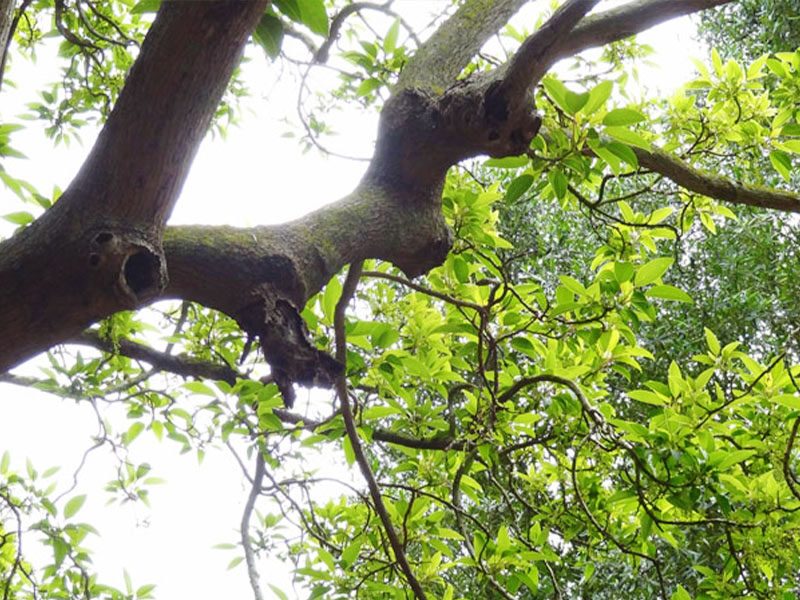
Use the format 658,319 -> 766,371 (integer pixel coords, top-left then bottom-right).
238,288 -> 343,408
371,77 -> 541,187
87,228 -> 166,306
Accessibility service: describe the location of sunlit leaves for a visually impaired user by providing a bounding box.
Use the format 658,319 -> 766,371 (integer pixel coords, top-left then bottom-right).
635,257 -> 673,286
602,108 -> 646,127
63,495 -> 87,519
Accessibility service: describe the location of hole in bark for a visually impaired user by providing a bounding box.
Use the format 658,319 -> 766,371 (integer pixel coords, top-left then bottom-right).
94,232 -> 113,244
89,253 -> 100,267
123,250 -> 160,296
488,130 -> 500,141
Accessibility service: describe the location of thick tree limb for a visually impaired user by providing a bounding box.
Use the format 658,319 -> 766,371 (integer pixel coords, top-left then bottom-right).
0,0 -> 747,382
67,1 -> 267,227
397,0 -> 528,91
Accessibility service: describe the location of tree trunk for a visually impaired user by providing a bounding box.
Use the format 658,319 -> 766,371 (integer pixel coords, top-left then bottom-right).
0,1 -> 266,370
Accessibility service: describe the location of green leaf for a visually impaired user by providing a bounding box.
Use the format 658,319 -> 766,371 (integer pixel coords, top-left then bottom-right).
582,80 -> 613,116
773,394 -> 800,409
453,255 -> 470,283
484,155 -> 528,169
704,327 -> 721,354
183,381 -> 215,396
298,0 -> 328,35
779,139 -> 800,154
715,449 -> 756,471
252,14 -> 283,60
565,91 -> 589,115
559,275 -> 586,296
606,141 -> 639,169
0,451 -> 9,474
383,19 -> 400,54
614,261 -> 634,283
274,0 -> 301,22
268,584 -> 290,600
341,537 -> 363,566
124,422 -> 145,444
64,495 -> 87,519
628,390 -> 667,406
542,77 -> 570,114
342,435 -> 356,466
356,78 -> 382,97
362,406 -> 400,420
322,275 -> 342,324
646,285 -> 692,303
603,108 -> 646,127
505,174 -> 534,202
3,211 -> 34,226
588,138 -> 621,175
671,584 -> 692,600
770,150 -> 792,182
635,257 -> 673,286
131,0 -> 160,14
605,126 -> 651,150
548,169 -> 568,200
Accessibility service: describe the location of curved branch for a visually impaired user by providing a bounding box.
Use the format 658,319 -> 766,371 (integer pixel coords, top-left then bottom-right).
0,1 -> 267,371
0,0 -> 33,93
497,0 -> 601,100
554,0 -> 734,63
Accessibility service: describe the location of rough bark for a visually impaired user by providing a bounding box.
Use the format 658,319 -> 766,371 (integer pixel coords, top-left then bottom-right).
396,0 -> 528,91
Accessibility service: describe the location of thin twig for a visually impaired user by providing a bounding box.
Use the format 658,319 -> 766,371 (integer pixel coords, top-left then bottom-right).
241,452 -> 266,600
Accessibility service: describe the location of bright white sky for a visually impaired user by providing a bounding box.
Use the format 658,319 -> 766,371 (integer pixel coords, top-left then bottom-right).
0,2 -> 702,598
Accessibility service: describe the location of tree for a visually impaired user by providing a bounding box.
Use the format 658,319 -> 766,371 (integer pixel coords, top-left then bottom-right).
2,0 -> 800,598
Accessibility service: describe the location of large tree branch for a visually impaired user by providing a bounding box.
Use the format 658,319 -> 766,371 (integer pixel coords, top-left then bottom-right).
397,0 -> 528,91
0,0 -> 747,382
493,0 -> 734,102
